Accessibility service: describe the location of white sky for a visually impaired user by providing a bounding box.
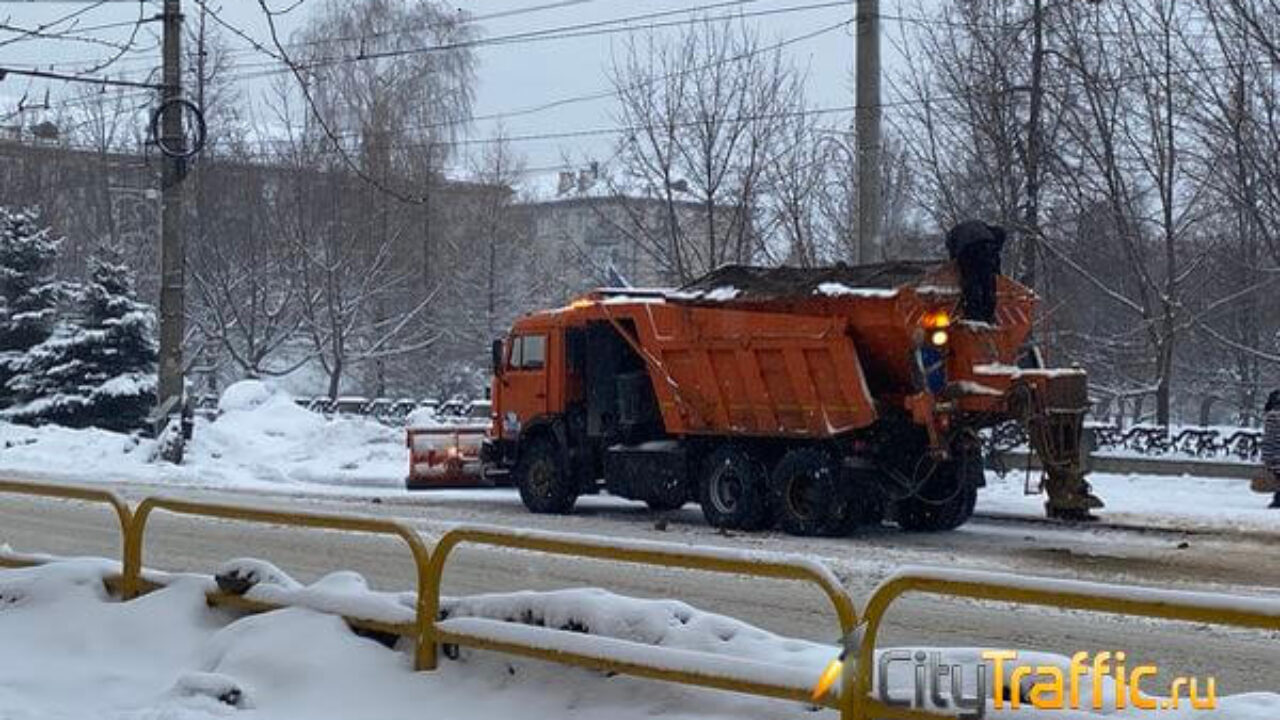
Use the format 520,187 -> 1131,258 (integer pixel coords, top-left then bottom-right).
0,0 -> 922,185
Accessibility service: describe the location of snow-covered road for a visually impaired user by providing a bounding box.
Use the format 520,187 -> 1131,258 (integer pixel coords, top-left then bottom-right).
1,476 -> 1276,694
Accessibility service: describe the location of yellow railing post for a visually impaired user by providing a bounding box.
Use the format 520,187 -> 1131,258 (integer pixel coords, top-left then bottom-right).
125,496 -> 436,670
0,478 -> 133,576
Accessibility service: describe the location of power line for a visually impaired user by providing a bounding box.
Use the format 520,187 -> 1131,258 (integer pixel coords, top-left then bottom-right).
7,14 -> 848,144
0,64 -> 161,89
20,0 -> 850,90
334,18 -> 852,143
222,0 -> 849,79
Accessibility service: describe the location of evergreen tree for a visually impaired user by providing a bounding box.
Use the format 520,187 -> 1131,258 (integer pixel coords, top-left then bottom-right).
7,249 -> 158,432
0,208 -> 62,407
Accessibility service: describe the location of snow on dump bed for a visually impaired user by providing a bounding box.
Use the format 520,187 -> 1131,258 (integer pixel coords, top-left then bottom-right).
3,561 -> 1278,720
815,282 -> 898,299
0,379 -> 405,491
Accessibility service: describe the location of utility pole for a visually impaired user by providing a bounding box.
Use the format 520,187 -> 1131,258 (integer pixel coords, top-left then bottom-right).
854,0 -> 881,265
1023,0 -> 1045,292
157,0 -> 188,456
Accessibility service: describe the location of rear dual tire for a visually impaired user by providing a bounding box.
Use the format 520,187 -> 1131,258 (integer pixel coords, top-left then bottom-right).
698,446 -> 771,531
769,447 -> 870,537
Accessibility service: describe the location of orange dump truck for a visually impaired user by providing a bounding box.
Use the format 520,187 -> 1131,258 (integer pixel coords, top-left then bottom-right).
480,254 -> 1100,535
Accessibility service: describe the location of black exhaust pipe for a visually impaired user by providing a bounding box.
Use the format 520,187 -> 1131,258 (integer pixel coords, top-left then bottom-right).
945,220 -> 1006,324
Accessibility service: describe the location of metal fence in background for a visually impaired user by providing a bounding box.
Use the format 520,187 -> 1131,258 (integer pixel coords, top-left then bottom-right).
989,421 -> 1263,463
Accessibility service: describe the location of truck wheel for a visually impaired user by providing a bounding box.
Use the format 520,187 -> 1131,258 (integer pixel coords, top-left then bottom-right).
769,447 -> 853,536
516,435 -> 577,514
894,457 -> 977,532
699,446 -> 770,531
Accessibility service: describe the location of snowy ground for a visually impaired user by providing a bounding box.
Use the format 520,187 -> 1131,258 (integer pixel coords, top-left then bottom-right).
0,560 -> 1275,720
0,379 -> 1273,535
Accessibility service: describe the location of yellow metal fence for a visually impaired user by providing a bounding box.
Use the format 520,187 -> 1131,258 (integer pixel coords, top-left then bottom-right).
123,496 -> 435,669
422,525 -> 858,708
845,567 -> 1280,720
4,478 -> 1280,720
0,478 -> 132,569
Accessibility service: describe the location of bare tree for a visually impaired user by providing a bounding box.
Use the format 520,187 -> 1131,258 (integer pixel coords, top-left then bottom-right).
607,18 -> 800,283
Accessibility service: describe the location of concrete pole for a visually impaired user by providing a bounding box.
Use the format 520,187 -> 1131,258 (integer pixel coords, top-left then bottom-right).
855,0 -> 881,264
157,0 -> 187,438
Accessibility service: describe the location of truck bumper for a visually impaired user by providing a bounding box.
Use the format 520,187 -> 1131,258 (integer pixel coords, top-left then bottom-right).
481,437 -> 516,468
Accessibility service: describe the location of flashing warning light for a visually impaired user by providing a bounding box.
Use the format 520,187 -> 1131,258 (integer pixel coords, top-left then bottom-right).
923,310 -> 952,329
930,329 -> 949,347
569,297 -> 595,309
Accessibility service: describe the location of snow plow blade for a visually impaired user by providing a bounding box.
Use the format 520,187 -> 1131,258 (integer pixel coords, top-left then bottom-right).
406,427 -> 490,488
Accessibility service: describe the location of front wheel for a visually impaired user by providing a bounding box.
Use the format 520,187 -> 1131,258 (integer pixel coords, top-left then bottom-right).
515,435 -> 577,514
699,446 -> 771,531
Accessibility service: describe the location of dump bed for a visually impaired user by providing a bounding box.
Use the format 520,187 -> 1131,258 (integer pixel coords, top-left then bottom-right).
601,302 -> 876,437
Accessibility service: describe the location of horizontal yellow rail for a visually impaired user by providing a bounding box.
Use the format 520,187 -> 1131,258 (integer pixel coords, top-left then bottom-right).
122,496 -> 435,669
847,567 -> 1280,720
0,478 -> 132,569
421,524 -> 857,709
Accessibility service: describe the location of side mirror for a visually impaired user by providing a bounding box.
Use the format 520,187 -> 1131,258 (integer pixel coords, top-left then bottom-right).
491,339 -> 504,376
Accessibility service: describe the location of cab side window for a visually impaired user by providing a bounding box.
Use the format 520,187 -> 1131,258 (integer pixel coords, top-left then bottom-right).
519,335 -> 546,370
507,335 -> 546,371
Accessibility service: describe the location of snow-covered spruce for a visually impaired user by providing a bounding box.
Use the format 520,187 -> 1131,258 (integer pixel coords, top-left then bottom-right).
5,249 -> 158,432
0,207 -> 63,408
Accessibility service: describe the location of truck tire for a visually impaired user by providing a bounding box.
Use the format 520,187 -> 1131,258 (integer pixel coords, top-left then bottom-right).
893,455 -> 978,532
769,447 -> 855,536
516,435 -> 577,514
699,446 -> 771,531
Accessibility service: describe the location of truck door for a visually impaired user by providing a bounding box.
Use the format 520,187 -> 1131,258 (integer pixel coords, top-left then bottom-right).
497,332 -> 550,441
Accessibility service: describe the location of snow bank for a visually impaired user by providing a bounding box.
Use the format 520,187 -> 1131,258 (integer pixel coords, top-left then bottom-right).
3,561 -> 1276,720
0,562 -> 818,720
0,380 -> 405,492
441,587 -> 832,668
981,471 -> 1280,534
189,382 -> 403,488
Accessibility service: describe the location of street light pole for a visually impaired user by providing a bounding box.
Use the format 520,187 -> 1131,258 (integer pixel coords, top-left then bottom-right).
854,0 -> 881,265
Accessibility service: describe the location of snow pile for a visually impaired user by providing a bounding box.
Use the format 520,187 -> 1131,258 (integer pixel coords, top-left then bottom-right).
216,558 -> 417,626
0,561 -> 817,720
441,587 -> 832,667
188,381 -> 403,488
0,379 -> 405,491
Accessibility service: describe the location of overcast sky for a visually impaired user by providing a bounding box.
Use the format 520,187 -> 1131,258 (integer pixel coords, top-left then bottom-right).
0,0 -> 920,189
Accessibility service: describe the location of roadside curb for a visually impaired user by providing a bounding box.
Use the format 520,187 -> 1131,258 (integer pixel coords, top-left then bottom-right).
973,510 -> 1280,543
